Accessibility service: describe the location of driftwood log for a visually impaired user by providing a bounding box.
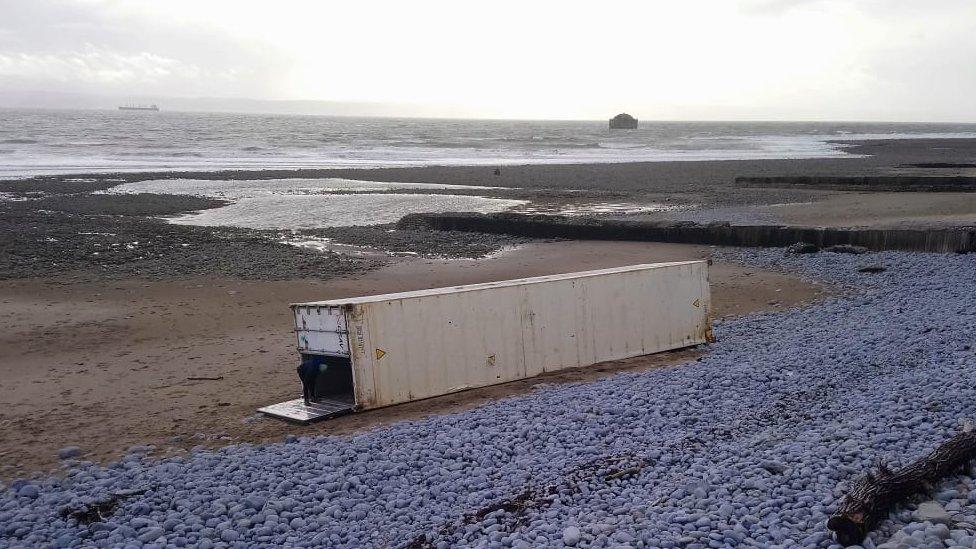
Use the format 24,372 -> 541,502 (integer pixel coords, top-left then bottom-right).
827,427 -> 976,546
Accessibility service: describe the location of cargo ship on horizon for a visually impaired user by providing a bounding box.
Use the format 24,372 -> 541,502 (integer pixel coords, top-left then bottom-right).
118,104 -> 159,111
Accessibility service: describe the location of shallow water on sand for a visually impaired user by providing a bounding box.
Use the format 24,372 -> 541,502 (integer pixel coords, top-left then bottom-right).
106,178 -> 526,229
170,193 -> 525,229
106,177 -> 504,197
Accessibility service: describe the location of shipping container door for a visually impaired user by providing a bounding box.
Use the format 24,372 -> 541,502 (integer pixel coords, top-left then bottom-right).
294,305 -> 350,357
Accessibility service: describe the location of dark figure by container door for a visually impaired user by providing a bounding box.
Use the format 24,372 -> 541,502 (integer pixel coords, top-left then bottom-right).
297,356 -> 325,404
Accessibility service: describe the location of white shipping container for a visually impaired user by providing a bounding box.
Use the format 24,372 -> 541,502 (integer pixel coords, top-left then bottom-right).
260,260 -> 712,422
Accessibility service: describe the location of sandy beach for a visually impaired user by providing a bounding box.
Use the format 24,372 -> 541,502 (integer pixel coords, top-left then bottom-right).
0,240 -> 824,478
748,192 -> 976,229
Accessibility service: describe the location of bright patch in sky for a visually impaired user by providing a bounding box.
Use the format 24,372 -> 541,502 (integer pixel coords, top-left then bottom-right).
1,0 -> 975,120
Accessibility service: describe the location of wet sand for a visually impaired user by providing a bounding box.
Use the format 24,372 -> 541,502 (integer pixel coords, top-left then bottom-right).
755,192 -> 976,228
4,138 -> 975,284
0,240 -> 825,478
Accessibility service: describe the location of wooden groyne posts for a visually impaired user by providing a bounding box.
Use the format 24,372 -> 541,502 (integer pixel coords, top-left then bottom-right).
398,213 -> 976,254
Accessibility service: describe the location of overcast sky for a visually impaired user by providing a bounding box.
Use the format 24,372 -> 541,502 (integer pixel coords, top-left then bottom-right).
1,0 -> 975,120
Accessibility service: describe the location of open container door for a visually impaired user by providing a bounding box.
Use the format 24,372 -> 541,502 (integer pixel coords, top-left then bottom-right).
258,305 -> 357,424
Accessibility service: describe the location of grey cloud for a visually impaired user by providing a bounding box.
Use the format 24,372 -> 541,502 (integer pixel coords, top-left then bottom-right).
0,0 -> 285,96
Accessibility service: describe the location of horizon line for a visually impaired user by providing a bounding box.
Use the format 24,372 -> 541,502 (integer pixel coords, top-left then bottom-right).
2,105 -> 976,125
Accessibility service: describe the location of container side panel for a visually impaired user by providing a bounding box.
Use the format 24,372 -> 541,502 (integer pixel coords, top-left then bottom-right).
363,286 -> 528,407
611,272 -> 637,358
419,296 -> 452,400
699,264 -> 715,342
434,295 -> 466,395
479,287 -> 527,387
651,268 -> 679,352
643,263 -> 707,349
371,297 -> 441,406
518,284 -> 541,377
594,271 -> 632,361
375,300 -> 418,406
550,281 -> 583,371
651,267 -> 679,348
520,280 -> 581,375
573,279 -> 597,368
592,275 -> 617,363
447,290 -> 519,394
337,261 -> 711,410
618,270 -> 646,356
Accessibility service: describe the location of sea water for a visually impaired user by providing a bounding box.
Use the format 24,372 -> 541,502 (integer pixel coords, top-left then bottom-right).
105,178 -> 689,229
5,109 -> 976,178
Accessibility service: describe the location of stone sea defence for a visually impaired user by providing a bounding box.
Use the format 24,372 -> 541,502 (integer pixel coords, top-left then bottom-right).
398,213 -> 976,253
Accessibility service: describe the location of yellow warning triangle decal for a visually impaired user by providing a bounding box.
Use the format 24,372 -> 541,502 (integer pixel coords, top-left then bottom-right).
693,298 -> 701,308
375,348 -> 386,360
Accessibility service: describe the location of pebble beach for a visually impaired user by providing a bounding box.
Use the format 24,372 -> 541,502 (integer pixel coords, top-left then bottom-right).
3,249 -> 975,548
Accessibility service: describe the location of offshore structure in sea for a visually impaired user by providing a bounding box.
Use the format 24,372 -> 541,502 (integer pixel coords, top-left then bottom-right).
609,113 -> 638,129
